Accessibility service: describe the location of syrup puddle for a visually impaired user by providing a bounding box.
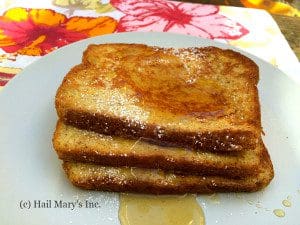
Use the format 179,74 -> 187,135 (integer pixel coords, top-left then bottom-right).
119,193 -> 205,225
282,199 -> 291,207
273,209 -> 285,218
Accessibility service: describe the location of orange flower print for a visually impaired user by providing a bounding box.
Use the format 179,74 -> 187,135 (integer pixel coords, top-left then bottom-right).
240,0 -> 300,16
0,8 -> 117,56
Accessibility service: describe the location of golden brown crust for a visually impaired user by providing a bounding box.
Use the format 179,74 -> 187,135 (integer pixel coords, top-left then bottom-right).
55,44 -> 261,152
62,111 -> 258,152
53,121 -> 262,178
62,146 -> 274,194
58,150 -> 256,178
67,180 -> 263,194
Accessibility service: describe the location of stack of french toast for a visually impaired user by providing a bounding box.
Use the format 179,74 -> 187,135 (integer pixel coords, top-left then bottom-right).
53,43 -> 274,194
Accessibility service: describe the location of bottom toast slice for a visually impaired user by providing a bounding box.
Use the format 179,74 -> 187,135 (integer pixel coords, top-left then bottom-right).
54,122 -> 263,178
62,149 -> 273,194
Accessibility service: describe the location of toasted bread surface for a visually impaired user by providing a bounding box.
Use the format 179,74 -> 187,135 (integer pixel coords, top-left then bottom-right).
55,44 -> 261,151
62,147 -> 274,194
53,121 -> 263,178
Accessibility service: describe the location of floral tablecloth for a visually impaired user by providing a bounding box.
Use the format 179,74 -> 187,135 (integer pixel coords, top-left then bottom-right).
0,0 -> 299,89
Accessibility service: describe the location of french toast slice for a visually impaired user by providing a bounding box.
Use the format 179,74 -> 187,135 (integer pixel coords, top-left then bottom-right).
55,44 -> 261,152
53,121 -> 263,178
62,148 -> 274,194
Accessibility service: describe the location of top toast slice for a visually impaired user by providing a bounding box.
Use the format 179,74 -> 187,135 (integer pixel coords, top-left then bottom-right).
55,44 -> 261,152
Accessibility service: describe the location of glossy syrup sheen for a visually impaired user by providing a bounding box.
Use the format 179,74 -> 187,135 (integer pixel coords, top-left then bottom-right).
111,48 -> 227,118
119,193 -> 205,225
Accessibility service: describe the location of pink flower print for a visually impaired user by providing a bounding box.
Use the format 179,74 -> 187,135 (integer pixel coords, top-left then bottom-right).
111,0 -> 249,39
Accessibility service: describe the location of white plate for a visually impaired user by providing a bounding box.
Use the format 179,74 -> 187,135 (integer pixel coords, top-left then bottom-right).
0,32 -> 299,225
